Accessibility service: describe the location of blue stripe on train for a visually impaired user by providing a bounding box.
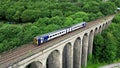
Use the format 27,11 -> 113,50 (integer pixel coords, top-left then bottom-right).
43,36 -> 49,42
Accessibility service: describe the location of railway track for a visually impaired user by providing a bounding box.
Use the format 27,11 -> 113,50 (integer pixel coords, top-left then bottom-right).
0,15 -> 115,68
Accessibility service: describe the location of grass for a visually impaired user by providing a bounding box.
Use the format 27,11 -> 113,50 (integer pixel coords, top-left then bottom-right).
86,58 -> 120,68
86,63 -> 106,68
86,55 -> 107,68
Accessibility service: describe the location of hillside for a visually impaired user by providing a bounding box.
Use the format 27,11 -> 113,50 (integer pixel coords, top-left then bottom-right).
0,0 -> 119,53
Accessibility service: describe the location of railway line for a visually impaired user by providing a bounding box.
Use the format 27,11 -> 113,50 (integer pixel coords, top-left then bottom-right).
0,15 -> 115,68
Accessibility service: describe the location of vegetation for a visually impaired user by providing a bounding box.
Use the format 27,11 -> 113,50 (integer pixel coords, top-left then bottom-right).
89,13 -> 120,66
87,63 -> 106,68
0,0 -> 119,54
0,0 -> 120,68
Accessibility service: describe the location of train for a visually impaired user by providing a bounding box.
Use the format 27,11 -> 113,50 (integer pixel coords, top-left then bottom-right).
33,22 -> 86,45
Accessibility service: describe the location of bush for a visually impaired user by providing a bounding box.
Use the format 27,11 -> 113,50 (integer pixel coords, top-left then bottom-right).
21,10 -> 41,22
93,32 -> 117,63
0,25 -> 22,42
64,11 -> 74,17
73,18 -> 83,24
113,14 -> 120,23
64,17 -> 73,27
100,2 -> 116,15
82,1 -> 100,13
51,10 -> 63,17
70,12 -> 89,21
34,17 -> 49,26
5,8 -> 16,22
43,24 -> 61,33
0,7 -> 5,19
49,16 -> 63,25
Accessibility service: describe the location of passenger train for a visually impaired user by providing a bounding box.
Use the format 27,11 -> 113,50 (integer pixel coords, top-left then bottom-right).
34,22 -> 86,45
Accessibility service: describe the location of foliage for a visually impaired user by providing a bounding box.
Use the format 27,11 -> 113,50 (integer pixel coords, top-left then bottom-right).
93,13 -> 120,63
70,12 -> 89,21
0,0 -> 119,54
0,0 -> 118,23
21,10 -> 41,22
64,17 -> 74,27
49,16 -> 63,25
43,24 -> 61,33
51,10 -> 63,17
0,25 -> 22,52
82,1 -> 100,13
99,2 -> 116,15
109,0 -> 120,7
113,13 -> 120,24
93,32 -> 117,63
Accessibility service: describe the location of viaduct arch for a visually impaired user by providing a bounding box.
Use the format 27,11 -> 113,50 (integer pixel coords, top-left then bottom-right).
73,37 -> 82,68
25,61 -> 43,68
62,43 -> 72,68
46,50 -> 60,68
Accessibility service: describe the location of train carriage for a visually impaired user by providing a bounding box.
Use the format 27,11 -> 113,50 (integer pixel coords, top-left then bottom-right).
34,22 -> 86,45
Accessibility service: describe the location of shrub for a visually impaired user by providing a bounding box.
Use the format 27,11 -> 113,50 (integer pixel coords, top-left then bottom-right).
51,10 -> 63,17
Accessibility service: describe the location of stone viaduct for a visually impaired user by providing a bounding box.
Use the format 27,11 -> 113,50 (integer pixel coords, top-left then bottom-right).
7,16 -> 114,68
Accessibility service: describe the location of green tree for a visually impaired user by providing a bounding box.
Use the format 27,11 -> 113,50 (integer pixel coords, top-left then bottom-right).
21,10 -> 41,22
34,17 -> 49,26
109,0 -> 120,7
13,11 -> 21,22
0,7 -> 5,19
82,1 -> 100,13
64,17 -> 73,27
49,16 -> 63,25
5,8 -> 16,22
70,12 -> 89,21
113,14 -> 120,24
43,24 -> 61,33
93,31 -> 117,63
51,10 -> 63,17
0,25 -> 21,42
93,20 -> 120,63
100,2 -> 116,15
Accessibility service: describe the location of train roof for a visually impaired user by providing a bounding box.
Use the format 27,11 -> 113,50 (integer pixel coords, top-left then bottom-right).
71,22 -> 86,27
